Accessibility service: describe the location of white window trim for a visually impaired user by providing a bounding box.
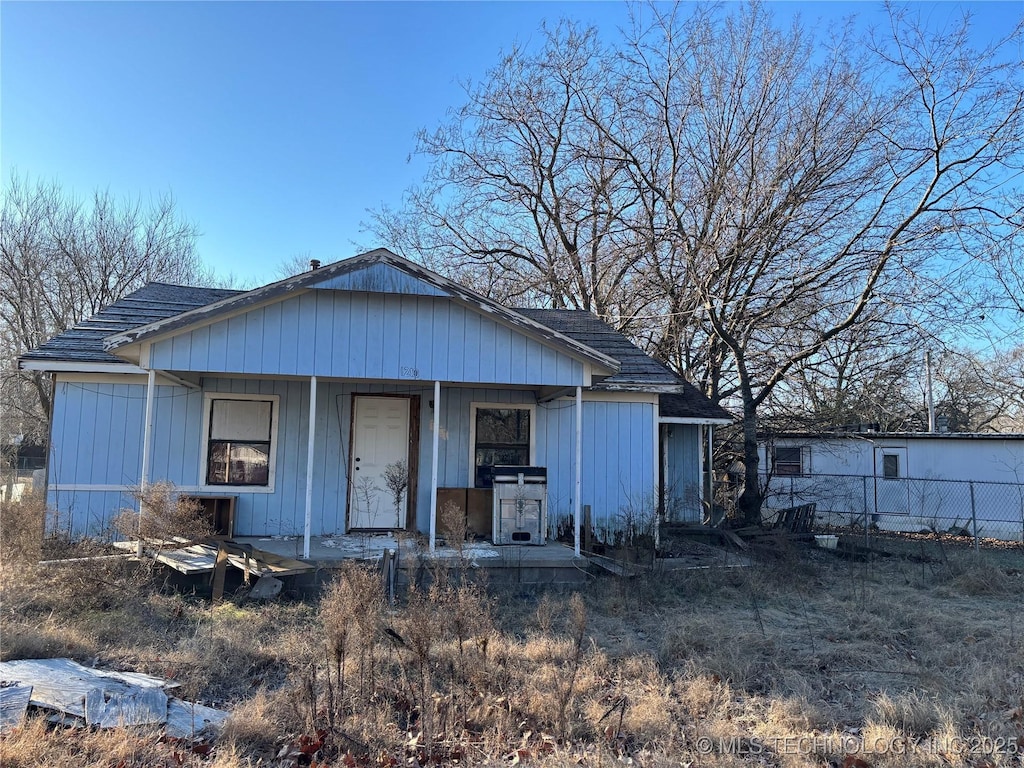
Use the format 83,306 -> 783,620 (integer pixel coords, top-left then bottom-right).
468,402 -> 536,487
198,392 -> 280,493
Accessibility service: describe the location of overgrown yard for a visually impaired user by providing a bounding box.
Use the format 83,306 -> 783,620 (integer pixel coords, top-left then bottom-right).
2,497 -> 1023,768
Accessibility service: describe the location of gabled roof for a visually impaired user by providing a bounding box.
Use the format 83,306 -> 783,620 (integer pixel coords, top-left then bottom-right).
19,251 -> 732,419
101,249 -> 621,374
19,283 -> 242,366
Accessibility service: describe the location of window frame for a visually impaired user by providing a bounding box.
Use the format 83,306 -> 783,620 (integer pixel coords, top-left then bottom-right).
198,392 -> 280,493
468,402 -> 536,488
772,445 -> 807,476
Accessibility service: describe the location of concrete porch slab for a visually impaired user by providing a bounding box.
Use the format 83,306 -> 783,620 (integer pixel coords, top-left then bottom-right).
233,535 -> 591,586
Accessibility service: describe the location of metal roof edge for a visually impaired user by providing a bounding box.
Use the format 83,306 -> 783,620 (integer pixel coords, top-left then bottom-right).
764,431 -> 1024,441
18,360 -> 148,375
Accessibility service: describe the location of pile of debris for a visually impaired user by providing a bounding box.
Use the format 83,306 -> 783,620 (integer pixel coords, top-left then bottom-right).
0,658 -> 228,739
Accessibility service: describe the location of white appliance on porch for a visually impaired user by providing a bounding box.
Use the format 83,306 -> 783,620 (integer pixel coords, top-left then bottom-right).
491,466 -> 547,545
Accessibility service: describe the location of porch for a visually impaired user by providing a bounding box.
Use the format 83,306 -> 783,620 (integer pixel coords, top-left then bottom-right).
236,533 -> 592,587
119,533 -> 592,589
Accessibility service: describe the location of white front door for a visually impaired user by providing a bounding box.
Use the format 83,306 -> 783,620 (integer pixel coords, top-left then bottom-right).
349,396 -> 411,529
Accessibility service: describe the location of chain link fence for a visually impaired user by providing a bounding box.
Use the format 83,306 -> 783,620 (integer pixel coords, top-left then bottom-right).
760,472 -> 1024,544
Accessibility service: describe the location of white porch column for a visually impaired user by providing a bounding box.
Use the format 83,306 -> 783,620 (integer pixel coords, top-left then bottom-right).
574,386 -> 582,557
706,424 -> 714,512
138,367 -> 157,554
429,380 -> 440,552
303,375 -> 317,559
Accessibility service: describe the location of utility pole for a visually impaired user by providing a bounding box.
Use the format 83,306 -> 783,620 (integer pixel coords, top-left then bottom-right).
925,350 -> 935,433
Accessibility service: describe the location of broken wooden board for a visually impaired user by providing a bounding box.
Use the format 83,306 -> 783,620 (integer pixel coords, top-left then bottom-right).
114,538 -> 313,579
660,523 -> 749,550
0,682 -> 33,734
226,547 -> 312,577
113,540 -> 218,575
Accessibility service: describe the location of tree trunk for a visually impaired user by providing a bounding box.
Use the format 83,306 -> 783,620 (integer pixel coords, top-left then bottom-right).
736,395 -> 763,526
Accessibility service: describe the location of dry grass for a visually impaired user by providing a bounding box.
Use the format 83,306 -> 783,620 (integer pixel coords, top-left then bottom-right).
112,481 -> 214,544
2,500 -> 1023,767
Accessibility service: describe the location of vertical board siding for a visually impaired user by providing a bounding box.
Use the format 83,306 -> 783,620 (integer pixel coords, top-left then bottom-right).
536,399 -> 575,529
49,378 -> 662,543
49,382 -> 146,489
665,425 -> 702,522
309,262 -> 449,296
581,402 -> 657,541
149,292 -> 587,386
46,489 -> 136,538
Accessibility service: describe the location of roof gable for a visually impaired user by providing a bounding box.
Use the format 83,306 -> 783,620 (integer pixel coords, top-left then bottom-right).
102,249 -> 620,374
308,261 -> 449,297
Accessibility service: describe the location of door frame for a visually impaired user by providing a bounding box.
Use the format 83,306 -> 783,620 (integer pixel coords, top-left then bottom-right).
872,444 -> 909,518
346,393 -> 419,532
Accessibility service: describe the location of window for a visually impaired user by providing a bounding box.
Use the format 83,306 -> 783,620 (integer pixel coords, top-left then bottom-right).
773,446 -> 805,476
471,404 -> 534,487
882,453 -> 900,479
201,395 -> 278,489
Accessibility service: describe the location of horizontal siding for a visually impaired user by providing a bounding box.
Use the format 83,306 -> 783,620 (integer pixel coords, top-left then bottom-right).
149,292 -> 586,386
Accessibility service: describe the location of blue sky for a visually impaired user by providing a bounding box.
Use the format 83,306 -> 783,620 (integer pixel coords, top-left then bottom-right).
1,1 -> 1018,285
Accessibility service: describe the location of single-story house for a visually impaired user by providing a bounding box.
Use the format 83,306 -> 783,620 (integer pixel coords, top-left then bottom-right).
759,431 -> 1024,540
20,249 -> 732,556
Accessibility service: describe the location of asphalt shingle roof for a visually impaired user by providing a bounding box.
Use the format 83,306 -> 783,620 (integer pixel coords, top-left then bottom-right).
658,391 -> 734,422
514,309 -> 679,386
515,309 -> 732,421
19,283 -> 242,365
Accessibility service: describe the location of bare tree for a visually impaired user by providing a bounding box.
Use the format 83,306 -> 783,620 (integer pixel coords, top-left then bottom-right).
768,317 -> 927,432
0,173 -> 203,441
371,23 -> 656,323
373,2 -> 1024,524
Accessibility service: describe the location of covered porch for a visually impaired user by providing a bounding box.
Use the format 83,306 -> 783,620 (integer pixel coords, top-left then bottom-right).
132,372 -> 589,560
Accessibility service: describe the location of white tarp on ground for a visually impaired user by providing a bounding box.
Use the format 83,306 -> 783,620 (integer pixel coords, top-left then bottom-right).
0,682 -> 33,734
0,658 -> 228,739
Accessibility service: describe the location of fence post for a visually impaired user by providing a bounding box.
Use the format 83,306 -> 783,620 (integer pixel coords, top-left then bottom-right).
862,475 -> 870,552
969,481 -> 979,553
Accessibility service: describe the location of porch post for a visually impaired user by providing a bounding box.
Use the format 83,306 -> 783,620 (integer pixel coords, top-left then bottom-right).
429,380 -> 440,553
705,424 -> 714,513
574,386 -> 582,557
138,367 -> 156,555
303,375 -> 317,559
